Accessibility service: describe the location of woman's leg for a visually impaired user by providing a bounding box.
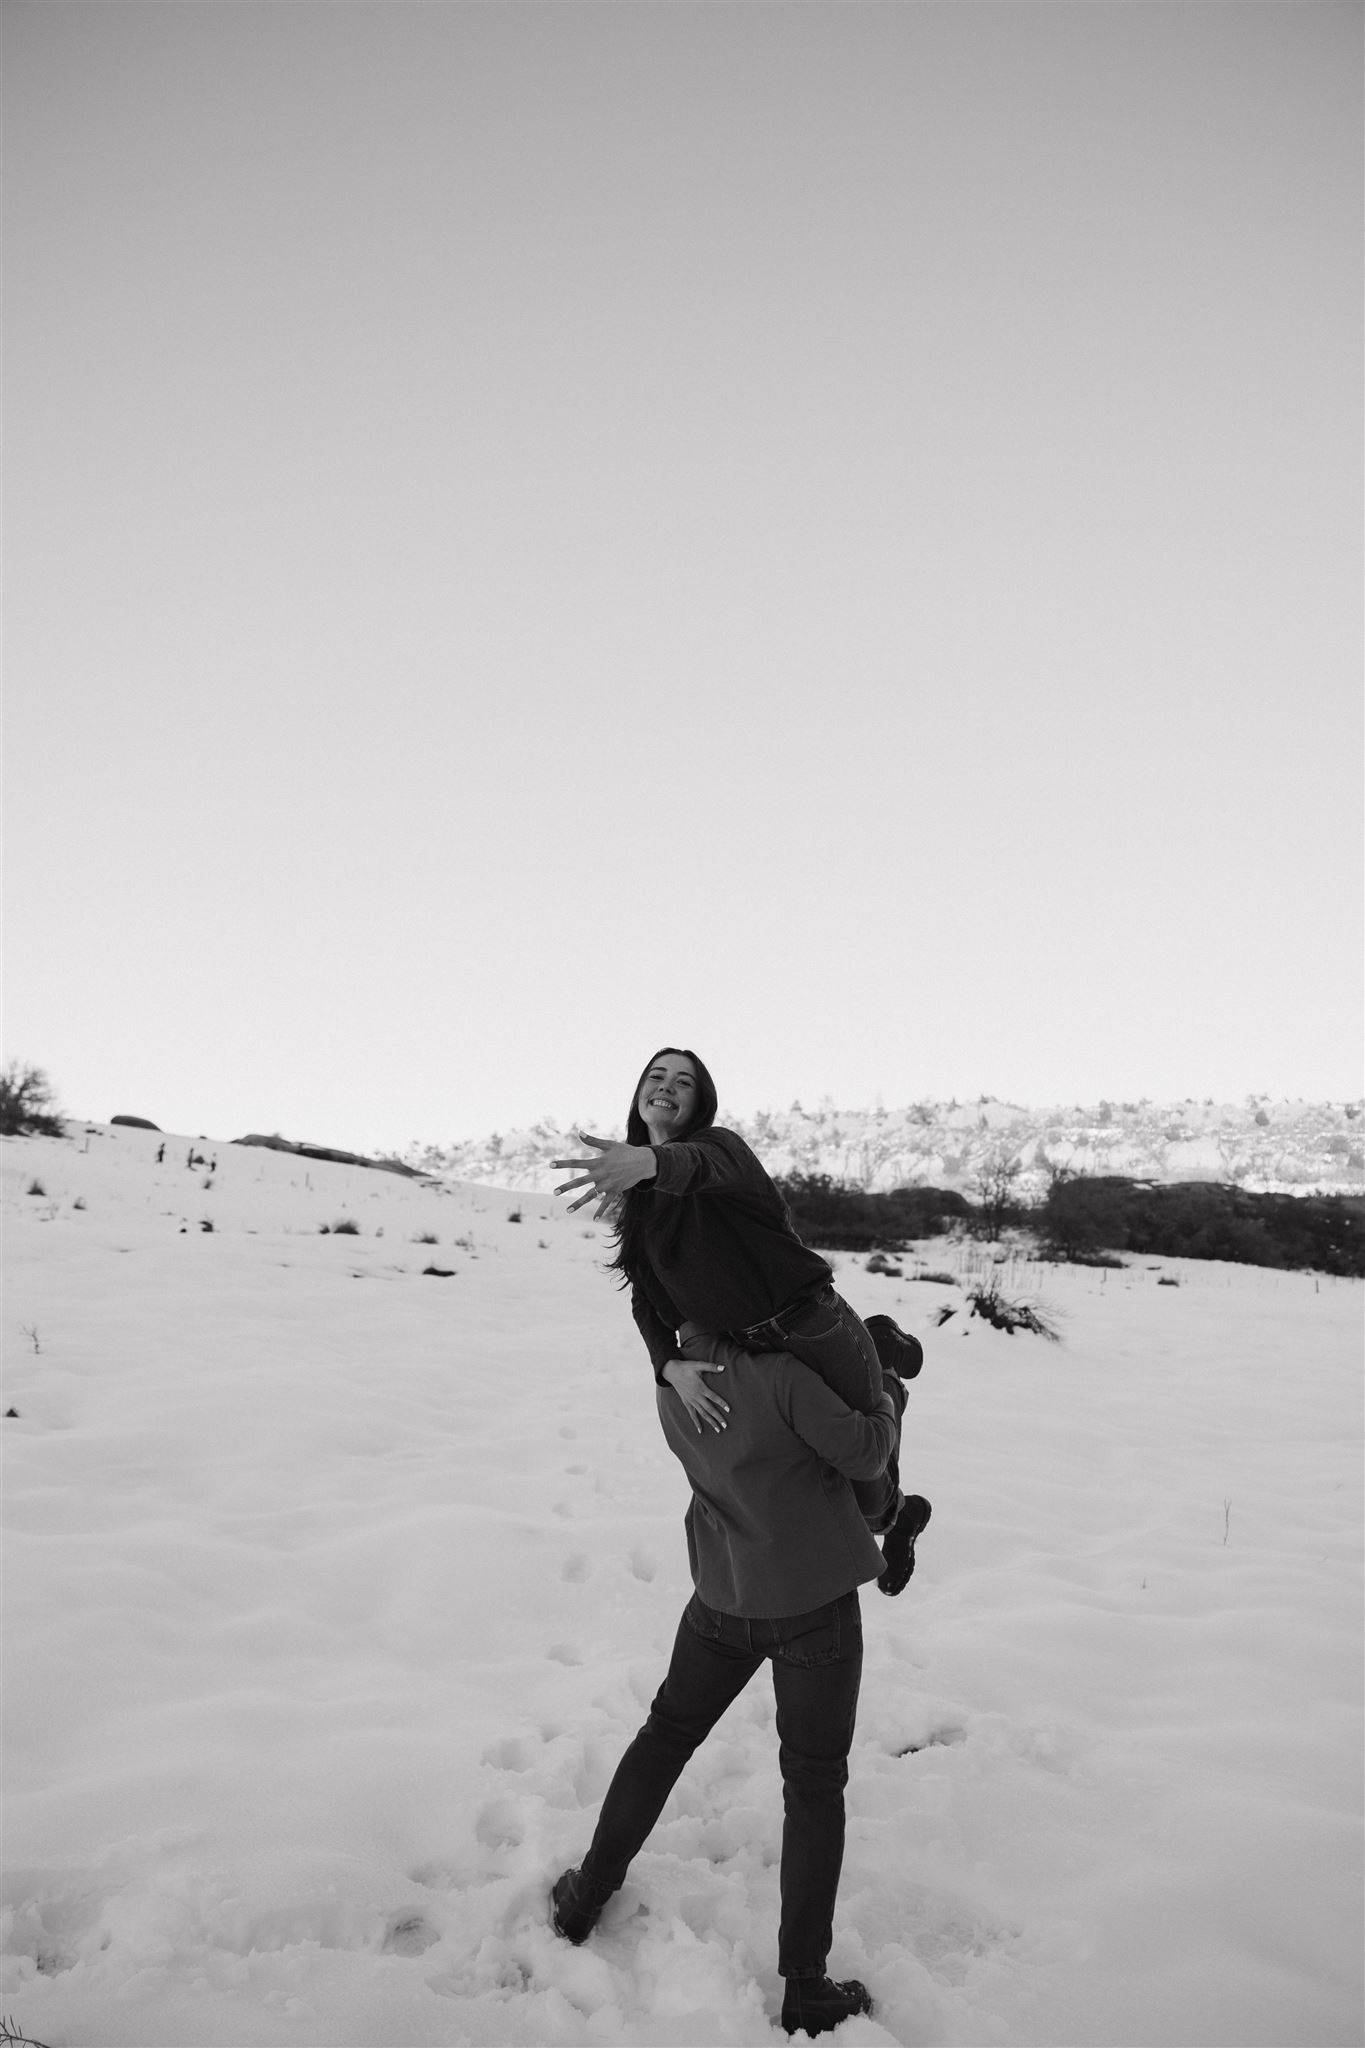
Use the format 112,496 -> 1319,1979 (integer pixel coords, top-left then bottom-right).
765,1291 -> 883,1412
764,1592 -> 864,1981
578,1595 -> 764,1893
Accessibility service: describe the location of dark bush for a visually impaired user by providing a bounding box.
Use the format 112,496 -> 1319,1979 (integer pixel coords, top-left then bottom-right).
1042,1176 -> 1135,1262
775,1174 -> 971,1253
1039,1175 -> 1364,1278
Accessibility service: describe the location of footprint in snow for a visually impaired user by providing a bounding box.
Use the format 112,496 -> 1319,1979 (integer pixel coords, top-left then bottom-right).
383,1914 -> 440,1956
894,1724 -> 967,1756
482,1735 -> 535,1772
547,1642 -> 583,1665
474,1798 -> 525,1850
561,1552 -> 593,1582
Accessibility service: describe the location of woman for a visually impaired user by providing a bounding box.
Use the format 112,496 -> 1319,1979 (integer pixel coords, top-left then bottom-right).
553,1048 -> 930,1593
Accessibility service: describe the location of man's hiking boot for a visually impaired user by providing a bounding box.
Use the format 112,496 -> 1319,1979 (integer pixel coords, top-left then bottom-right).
550,1867 -> 615,1944
781,1974 -> 875,2036
878,1493 -> 933,1596
864,1314 -> 924,1380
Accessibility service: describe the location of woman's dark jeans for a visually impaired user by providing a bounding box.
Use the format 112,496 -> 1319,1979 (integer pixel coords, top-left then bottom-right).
733,1288 -> 902,1533
581,1590 -> 863,1980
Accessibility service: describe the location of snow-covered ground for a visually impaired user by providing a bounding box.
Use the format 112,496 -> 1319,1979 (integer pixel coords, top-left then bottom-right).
3,1125 -> 1362,2047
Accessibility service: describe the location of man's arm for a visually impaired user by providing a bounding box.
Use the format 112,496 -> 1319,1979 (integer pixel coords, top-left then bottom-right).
679,1329 -> 891,1471
776,1358 -> 897,1481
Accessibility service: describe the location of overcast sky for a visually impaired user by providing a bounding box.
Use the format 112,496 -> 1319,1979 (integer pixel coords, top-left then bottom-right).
5,2 -> 1361,1152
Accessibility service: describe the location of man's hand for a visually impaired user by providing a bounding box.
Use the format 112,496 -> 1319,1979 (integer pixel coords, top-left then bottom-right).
660,1356 -> 730,1434
552,1133 -> 658,1216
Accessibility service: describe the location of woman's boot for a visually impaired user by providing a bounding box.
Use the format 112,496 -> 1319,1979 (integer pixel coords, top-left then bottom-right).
864,1313 -> 923,1379
877,1493 -> 933,1595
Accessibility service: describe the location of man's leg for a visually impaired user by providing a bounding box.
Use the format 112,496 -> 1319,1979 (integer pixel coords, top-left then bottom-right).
766,1594 -> 867,2000
572,1597 -> 763,1898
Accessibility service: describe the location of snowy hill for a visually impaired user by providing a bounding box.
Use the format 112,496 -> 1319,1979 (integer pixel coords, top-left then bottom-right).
406,1095 -> 1365,1198
3,1121 -> 1362,2046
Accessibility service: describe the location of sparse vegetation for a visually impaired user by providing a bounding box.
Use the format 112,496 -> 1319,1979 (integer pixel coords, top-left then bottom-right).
1,2014 -> 54,2048
967,1281 -> 1062,1340
322,1218 -> 361,1236
422,1264 -> 456,1278
0,1061 -> 65,1138
507,1207 -> 523,1223
972,1151 -> 1025,1241
25,1180 -> 46,1198
414,1232 -> 439,1245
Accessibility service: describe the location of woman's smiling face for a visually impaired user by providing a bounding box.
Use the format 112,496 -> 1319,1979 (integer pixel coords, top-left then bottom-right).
638,1054 -> 699,1143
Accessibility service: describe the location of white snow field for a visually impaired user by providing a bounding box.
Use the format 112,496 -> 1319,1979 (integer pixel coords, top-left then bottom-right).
3,1125 -> 1361,2048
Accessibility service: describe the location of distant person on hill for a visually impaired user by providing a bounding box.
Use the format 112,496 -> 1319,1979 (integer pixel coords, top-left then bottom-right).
552,1047 -> 931,1593
550,1319 -> 903,2036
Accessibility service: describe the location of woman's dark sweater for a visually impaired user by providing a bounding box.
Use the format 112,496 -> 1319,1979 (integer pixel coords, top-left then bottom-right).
629,1126 -> 832,1378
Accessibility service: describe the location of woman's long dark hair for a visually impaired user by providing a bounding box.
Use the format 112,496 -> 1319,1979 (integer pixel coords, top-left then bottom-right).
607,1046 -> 718,1289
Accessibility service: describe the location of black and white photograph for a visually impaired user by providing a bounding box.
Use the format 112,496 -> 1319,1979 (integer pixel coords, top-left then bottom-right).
3,3 -> 1361,2044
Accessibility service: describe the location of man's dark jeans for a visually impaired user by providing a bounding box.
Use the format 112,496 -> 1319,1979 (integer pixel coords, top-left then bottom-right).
732,1288 -> 903,1532
581,1589 -> 863,1980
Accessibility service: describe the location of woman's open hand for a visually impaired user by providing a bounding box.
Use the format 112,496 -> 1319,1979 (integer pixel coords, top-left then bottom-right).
660,1356 -> 730,1434
552,1133 -> 658,1216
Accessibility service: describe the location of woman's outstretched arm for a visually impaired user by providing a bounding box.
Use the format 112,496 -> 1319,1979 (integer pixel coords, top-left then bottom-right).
553,1133 -> 658,1214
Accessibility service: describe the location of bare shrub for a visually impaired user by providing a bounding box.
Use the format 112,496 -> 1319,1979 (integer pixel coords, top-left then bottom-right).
967,1281 -> 1062,1340
0,1062 -> 65,1138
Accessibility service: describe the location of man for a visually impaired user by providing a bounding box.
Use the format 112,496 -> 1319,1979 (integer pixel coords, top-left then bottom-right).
550,1318 -> 931,2038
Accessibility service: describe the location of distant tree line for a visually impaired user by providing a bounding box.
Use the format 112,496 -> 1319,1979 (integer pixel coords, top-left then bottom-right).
1039,1174 -> 1363,1278
775,1174 -> 970,1251
777,1169 -> 1364,1278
